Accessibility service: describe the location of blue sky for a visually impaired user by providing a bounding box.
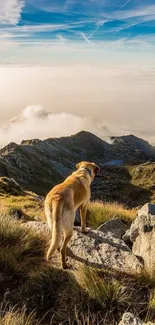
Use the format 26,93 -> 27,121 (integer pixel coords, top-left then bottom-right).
0,0 -> 155,64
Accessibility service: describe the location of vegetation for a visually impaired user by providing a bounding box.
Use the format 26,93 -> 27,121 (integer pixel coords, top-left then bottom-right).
0,173 -> 155,324
0,192 -> 44,221
128,163 -> 155,202
87,201 -> 136,229
0,204 -> 155,324
0,307 -> 38,325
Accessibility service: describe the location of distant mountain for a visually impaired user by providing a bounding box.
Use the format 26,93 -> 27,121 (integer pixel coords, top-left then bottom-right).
0,131 -> 155,196
110,134 -> 155,157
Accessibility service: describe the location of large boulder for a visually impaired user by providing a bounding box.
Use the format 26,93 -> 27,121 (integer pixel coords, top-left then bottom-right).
123,203 -> 155,274
97,218 -> 128,239
25,222 -> 143,274
118,313 -> 154,325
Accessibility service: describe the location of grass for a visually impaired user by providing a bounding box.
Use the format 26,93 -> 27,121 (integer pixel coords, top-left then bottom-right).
87,201 -> 136,229
0,213 -> 47,294
128,164 -> 155,202
0,211 -> 155,324
0,194 -> 154,324
0,192 -> 44,221
77,266 -> 155,323
0,306 -> 38,325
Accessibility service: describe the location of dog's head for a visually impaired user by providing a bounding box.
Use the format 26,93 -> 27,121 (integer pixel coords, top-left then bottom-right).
76,161 -> 100,180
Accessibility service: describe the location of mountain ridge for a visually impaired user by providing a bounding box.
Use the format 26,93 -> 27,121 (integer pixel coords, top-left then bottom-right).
0,130 -> 155,197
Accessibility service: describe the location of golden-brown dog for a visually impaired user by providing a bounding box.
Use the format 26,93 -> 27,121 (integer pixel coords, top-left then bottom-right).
45,161 -> 100,269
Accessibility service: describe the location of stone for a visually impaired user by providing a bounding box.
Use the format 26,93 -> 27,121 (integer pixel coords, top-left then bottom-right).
97,218 -> 128,239
25,221 -> 143,274
122,204 -> 155,274
118,313 -> 143,325
132,231 -> 155,274
123,204 -> 155,243
138,203 -> 155,217
0,177 -> 24,195
118,313 -> 155,325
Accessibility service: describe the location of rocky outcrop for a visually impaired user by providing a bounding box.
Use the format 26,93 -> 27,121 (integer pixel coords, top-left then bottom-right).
25,222 -> 143,274
123,203 -> 155,274
118,312 -> 154,325
0,177 -> 24,195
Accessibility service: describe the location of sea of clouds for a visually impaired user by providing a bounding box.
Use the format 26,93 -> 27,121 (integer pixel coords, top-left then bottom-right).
0,105 -> 105,148
0,65 -> 155,147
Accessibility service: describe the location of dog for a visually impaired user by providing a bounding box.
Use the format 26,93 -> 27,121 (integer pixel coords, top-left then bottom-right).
45,161 -> 100,269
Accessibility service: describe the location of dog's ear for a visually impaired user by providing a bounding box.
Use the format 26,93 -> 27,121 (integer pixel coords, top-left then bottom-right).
76,162 -> 82,169
93,163 -> 100,174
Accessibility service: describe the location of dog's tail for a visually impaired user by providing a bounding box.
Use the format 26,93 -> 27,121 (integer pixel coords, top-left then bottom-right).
46,200 -> 63,261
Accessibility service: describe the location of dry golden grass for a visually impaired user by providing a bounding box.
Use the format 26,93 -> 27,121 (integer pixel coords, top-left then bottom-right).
0,189 -> 154,325
0,307 -> 38,325
0,212 -> 155,324
87,201 -> 136,229
0,193 -> 44,221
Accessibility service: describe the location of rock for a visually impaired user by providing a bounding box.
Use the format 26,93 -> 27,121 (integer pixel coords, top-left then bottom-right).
97,218 -> 128,239
122,229 -> 132,245
24,221 -> 50,237
118,312 -> 154,325
68,228 -> 143,273
0,177 -> 24,195
25,221 -> 143,274
133,231 -> 155,274
118,313 -> 143,325
123,203 -> 155,274
138,203 -> 155,217
123,203 -> 155,243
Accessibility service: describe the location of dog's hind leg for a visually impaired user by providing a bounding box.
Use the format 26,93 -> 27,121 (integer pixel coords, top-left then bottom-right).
80,204 -> 87,233
60,231 -> 73,269
46,202 -> 63,261
61,209 -> 74,269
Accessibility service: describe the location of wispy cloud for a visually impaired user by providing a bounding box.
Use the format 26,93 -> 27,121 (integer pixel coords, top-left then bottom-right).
87,0 -> 131,39
0,23 -> 77,33
0,0 -> 155,64
0,0 -> 25,25
63,0 -> 76,12
81,32 -> 93,46
118,0 -> 130,11
88,19 -> 109,39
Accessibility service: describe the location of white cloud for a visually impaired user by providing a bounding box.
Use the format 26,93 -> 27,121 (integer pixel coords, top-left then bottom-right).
0,105 -> 102,148
1,65 -> 155,145
0,23 -> 70,33
0,21 -> 86,38
0,0 -> 25,25
63,0 -> 77,12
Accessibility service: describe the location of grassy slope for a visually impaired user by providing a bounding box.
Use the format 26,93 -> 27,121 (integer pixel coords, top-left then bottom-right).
91,163 -> 155,208
87,201 -> 136,229
0,189 -> 155,324
0,192 -> 44,221
128,163 -> 155,202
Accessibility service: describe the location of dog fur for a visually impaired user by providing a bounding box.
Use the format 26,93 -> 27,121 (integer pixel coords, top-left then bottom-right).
45,161 -> 100,269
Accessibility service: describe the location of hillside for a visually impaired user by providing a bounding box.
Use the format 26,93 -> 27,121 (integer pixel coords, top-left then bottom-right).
0,190 -> 155,324
0,131 -> 155,324
0,131 -> 155,201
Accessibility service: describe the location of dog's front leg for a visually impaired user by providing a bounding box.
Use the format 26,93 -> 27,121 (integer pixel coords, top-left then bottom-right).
80,205 -> 87,233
